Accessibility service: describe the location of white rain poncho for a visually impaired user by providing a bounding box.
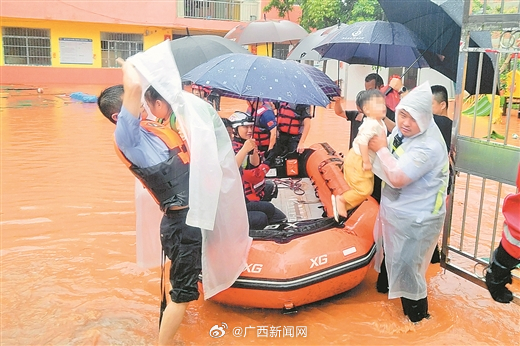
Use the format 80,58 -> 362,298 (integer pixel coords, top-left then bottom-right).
127,41 -> 252,299
372,82 -> 449,301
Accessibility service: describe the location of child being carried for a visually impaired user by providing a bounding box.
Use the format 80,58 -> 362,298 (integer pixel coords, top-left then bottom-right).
332,89 -> 387,222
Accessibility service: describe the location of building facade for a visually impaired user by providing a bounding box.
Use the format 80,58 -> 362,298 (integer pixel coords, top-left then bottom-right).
0,0 -> 302,85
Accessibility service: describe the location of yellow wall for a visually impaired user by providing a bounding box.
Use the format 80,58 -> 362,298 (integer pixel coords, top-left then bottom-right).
0,17 -> 171,68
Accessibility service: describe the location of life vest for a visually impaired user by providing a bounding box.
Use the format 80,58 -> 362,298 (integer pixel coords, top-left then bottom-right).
232,138 -> 269,201
277,103 -> 303,135
242,164 -> 270,201
114,120 -> 190,212
248,104 -> 272,148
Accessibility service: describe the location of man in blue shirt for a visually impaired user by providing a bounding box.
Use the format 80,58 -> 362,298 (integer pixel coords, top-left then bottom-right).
98,59 -> 198,345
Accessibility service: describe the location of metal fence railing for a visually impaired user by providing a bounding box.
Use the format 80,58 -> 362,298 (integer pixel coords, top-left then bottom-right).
442,0 -> 520,304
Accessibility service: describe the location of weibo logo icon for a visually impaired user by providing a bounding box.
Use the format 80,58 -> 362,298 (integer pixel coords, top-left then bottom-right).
209,323 -> 228,338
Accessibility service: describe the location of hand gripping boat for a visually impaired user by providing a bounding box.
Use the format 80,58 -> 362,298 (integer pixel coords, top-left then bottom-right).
205,143 -> 379,309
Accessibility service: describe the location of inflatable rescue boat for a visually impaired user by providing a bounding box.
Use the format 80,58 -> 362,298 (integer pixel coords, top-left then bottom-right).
206,143 -> 378,309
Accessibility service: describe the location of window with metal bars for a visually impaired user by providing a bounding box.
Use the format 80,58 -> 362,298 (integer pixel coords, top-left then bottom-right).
2,27 -> 51,66
100,32 -> 143,68
272,43 -> 290,60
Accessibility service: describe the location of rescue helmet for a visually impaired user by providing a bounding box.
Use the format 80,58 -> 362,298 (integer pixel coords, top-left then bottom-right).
228,111 -> 254,129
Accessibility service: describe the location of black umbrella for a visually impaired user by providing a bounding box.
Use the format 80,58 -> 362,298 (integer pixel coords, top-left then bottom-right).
378,0 -> 496,95
170,34 -> 251,76
313,21 -> 429,68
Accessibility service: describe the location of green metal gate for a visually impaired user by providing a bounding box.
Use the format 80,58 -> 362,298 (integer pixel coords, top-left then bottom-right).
442,0 -> 520,304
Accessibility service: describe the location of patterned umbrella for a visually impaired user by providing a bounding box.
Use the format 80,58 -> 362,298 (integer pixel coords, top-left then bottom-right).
182,53 -> 339,107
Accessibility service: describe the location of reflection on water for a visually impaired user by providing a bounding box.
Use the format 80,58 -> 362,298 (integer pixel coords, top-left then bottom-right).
1,85 -> 519,345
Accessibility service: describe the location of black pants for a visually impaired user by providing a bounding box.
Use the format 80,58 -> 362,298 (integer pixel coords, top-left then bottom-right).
261,179 -> 278,202
246,201 -> 287,230
273,132 -> 301,158
160,208 -> 202,303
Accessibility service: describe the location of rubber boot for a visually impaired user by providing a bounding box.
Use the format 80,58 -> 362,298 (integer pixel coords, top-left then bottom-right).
376,256 -> 389,293
430,244 -> 440,264
401,297 -> 429,323
485,244 -> 520,303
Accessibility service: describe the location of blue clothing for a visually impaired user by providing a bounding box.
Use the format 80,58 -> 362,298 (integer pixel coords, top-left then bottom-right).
114,106 -> 169,168
258,108 -> 277,131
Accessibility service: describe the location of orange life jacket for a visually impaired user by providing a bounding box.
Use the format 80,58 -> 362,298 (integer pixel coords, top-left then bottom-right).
232,138 -> 268,201
242,164 -> 270,201
248,104 -> 272,147
277,103 -> 303,135
114,120 -> 190,212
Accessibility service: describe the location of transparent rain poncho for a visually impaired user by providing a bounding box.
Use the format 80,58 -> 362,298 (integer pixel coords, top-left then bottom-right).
127,41 -> 252,299
372,82 -> 449,300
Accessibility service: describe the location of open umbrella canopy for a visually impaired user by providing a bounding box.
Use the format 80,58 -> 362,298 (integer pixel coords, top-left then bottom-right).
225,20 -> 308,45
170,35 -> 251,76
313,21 -> 429,68
286,23 -> 347,61
377,0 -> 496,94
182,53 -> 339,107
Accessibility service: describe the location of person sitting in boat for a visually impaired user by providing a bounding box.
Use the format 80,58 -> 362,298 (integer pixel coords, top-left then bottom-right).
271,102 -> 312,157
229,110 -> 278,202
331,89 -> 387,222
246,99 -> 277,154
222,117 -> 286,230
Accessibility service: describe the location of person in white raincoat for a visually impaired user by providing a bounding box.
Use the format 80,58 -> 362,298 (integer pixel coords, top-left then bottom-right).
101,41 -> 252,344
369,81 -> 449,323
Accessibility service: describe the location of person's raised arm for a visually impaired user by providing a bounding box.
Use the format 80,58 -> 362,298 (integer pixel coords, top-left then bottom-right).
235,139 -> 257,167
297,117 -> 311,153
268,127 -> 277,151
333,97 -> 346,119
117,57 -> 142,118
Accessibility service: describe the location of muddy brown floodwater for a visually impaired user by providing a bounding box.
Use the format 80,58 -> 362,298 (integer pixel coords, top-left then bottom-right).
1,84 -> 519,345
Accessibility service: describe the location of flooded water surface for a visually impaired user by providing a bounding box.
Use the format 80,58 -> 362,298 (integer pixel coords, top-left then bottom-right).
1,85 -> 519,345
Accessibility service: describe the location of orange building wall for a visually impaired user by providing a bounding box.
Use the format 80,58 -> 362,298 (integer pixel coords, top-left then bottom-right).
1,0 -> 178,26
0,0 -> 304,86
